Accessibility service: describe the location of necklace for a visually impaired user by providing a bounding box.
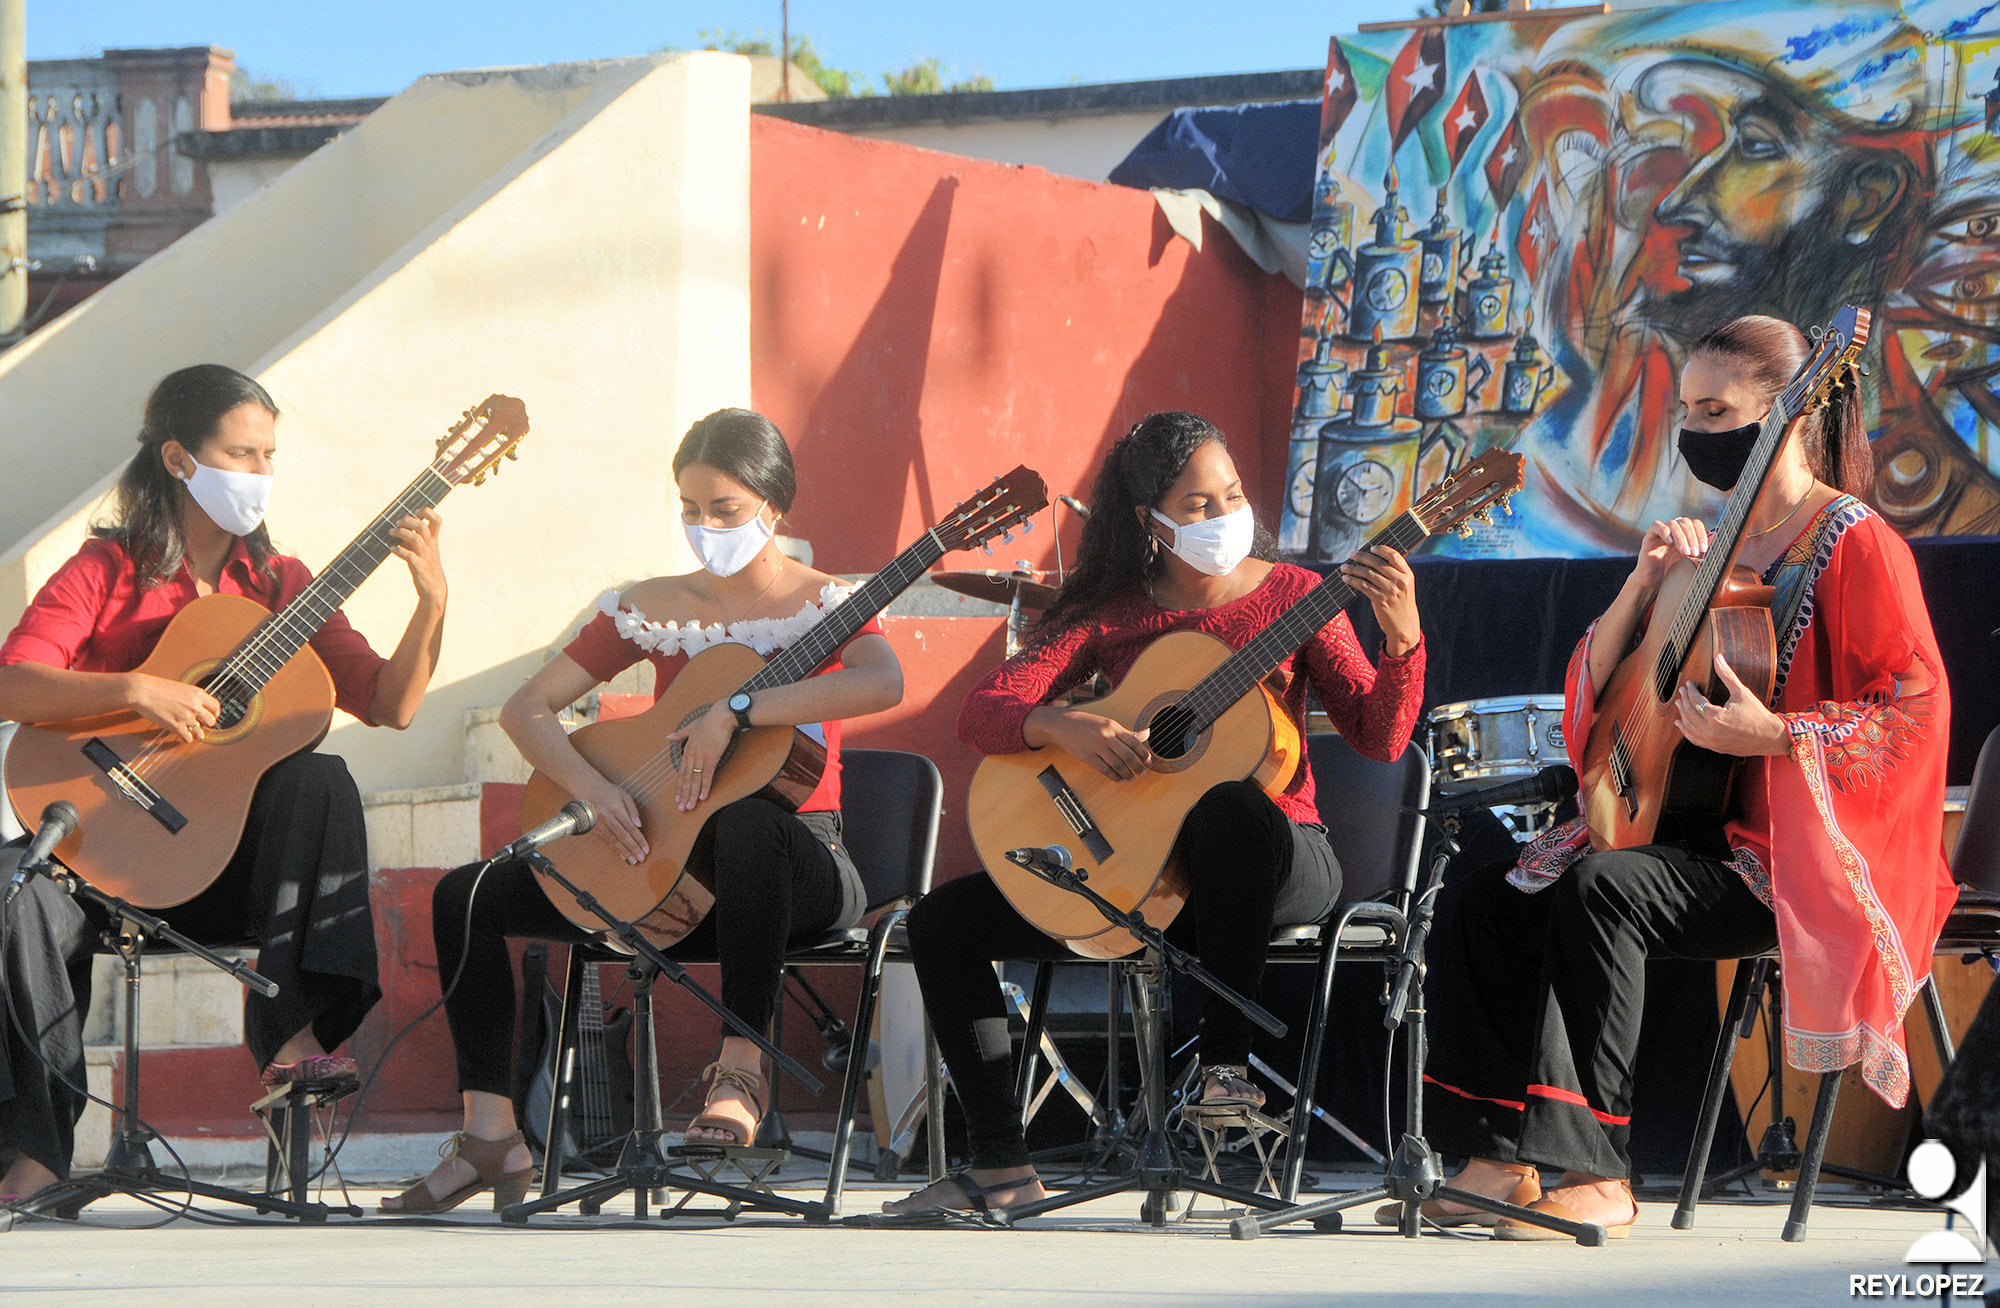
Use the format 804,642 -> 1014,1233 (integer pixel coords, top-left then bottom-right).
711,559 -> 787,627
1747,488 -> 1813,539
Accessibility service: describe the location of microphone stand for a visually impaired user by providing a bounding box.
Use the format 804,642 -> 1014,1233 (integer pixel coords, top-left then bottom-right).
1226,815 -> 1605,1244
12,859 -> 354,1222
500,851 -> 832,1226
987,850 -> 1299,1228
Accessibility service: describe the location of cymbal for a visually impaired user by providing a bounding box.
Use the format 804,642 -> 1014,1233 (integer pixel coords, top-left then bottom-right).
931,569 -> 1062,610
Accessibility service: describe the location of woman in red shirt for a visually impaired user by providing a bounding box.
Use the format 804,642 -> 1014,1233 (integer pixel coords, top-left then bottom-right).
880,410 -> 1427,1218
0,364 -> 447,1207
383,408 -> 903,1214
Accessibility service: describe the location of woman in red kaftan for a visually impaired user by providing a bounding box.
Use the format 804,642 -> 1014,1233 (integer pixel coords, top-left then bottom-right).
1416,315 -> 1954,1239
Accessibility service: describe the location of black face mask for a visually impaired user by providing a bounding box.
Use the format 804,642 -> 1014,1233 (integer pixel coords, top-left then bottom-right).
1678,421 -> 1761,490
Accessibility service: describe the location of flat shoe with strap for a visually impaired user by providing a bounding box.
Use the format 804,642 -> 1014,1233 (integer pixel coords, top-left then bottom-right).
685,1061 -> 769,1146
380,1131 -> 532,1214
1374,1164 -> 1540,1228
1494,1190 -> 1638,1241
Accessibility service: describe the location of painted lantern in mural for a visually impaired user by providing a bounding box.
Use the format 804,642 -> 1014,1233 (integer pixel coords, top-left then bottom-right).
1280,0 -> 2000,560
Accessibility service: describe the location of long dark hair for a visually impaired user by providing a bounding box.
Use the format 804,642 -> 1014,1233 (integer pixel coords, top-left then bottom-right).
94,364 -> 280,588
1688,315 -> 1874,495
672,408 -> 798,514
1037,411 -> 1267,632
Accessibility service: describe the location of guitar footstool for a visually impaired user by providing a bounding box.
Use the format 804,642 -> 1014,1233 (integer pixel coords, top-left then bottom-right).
254,1076 -> 360,1213
660,1143 -> 793,1220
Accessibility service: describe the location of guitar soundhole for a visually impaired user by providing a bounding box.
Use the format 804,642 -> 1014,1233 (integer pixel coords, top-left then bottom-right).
1148,704 -> 1199,761
188,663 -> 262,740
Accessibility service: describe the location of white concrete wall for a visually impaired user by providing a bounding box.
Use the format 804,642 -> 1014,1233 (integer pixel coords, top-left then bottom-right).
0,53 -> 750,800
847,109 -> 1169,182
208,156 -> 297,215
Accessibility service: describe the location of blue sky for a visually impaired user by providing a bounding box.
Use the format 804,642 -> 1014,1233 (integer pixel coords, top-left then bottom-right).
31,2 -> 1370,99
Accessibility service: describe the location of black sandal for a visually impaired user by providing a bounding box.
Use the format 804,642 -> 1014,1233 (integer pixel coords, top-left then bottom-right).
1197,1064 -> 1266,1111
845,1171 -> 1011,1228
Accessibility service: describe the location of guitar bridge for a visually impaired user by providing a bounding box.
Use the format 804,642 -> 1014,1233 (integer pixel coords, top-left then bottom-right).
1607,726 -> 1637,821
82,737 -> 188,834
1035,766 -> 1115,863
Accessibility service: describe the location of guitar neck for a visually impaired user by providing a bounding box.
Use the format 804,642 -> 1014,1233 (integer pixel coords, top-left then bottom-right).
1647,405 -> 1792,703
737,532 -> 946,695
220,467 -> 455,694
1180,511 -> 1430,734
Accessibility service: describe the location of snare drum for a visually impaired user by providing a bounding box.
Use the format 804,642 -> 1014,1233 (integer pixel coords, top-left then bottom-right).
1427,695 -> 1567,793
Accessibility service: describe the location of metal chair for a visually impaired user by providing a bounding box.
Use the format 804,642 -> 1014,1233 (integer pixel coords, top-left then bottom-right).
534,749 -> 943,1213
1007,734 -> 1431,1204
1675,723 -> 2000,1241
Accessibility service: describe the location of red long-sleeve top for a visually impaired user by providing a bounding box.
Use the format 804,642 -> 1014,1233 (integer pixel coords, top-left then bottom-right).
957,562 -> 1427,825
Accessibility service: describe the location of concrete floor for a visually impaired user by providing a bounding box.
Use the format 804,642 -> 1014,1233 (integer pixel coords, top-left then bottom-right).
0,1171 -> 1986,1305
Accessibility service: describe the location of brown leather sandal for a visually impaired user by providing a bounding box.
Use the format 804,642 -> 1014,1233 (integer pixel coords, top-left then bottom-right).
379,1131 -> 533,1214
1374,1161 -> 1541,1228
1197,1064 -> 1267,1111
685,1061 -> 768,1146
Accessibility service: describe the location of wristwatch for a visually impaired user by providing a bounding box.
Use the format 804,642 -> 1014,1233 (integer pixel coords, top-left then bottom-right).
728,691 -> 755,731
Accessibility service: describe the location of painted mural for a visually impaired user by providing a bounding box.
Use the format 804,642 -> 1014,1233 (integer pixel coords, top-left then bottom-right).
1282,0 -> 2000,560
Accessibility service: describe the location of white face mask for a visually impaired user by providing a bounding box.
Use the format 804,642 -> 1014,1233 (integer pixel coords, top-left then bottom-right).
1151,505 -> 1255,577
684,503 -> 775,579
181,458 -> 273,537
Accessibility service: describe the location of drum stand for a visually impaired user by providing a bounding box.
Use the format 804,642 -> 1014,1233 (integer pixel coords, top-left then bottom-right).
1228,819 -> 1603,1243
988,851 -> 1298,1228
499,853 -> 833,1225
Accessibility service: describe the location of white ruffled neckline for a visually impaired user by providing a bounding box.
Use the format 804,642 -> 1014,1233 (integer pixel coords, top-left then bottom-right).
596,581 -> 853,658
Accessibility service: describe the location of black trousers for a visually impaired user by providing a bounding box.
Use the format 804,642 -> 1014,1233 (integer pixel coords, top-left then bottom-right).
907,780 -> 1341,1170
1424,844 -> 1777,1179
432,797 -> 857,1099
0,751 -> 379,1178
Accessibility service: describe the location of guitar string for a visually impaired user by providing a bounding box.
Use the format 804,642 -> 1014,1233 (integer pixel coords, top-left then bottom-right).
121,470 -> 454,786
1605,358 -> 1831,786
602,540 -> 943,806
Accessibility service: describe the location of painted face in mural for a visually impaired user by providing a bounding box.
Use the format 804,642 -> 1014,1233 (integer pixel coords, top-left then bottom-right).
1638,62 -> 1913,337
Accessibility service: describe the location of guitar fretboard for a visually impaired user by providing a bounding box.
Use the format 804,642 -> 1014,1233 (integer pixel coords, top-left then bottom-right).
214,467 -> 455,700
738,530 -> 948,694
1176,512 -> 1430,734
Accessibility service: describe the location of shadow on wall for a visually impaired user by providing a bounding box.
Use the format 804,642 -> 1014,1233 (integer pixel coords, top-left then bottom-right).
787,176 -> 959,572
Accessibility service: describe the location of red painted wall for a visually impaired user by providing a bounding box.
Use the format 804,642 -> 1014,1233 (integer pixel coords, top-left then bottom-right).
751,116 -> 1304,882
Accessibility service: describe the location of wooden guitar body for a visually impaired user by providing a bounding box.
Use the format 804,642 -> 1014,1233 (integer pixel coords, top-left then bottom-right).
1580,557 -> 1776,852
970,629 -> 1301,960
522,641 -> 826,949
5,592 -> 336,907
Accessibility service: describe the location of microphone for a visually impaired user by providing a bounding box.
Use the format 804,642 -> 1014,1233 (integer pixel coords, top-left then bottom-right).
1429,766 -> 1577,817
1005,845 -> 1077,877
499,800 -> 596,860
1057,494 -> 1091,519
8,801 -> 79,905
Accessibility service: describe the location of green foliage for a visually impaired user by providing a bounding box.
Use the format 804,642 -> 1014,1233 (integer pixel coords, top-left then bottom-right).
668,27 -> 873,98
660,28 -> 993,98
229,66 -> 309,104
882,57 -> 995,96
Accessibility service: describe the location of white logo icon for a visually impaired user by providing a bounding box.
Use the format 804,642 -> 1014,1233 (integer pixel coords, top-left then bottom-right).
1904,1139 -> 1988,1265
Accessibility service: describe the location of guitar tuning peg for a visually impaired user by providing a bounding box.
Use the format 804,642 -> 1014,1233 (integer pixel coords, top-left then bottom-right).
1020,519 -> 1035,533
1456,523 -> 1475,539
474,472 -> 489,486
981,543 -> 995,556
1001,530 -> 1015,544
506,448 -> 520,460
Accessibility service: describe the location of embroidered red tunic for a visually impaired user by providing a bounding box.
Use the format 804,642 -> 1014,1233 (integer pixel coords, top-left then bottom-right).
0,536 -> 387,723
562,587 -> 885,814
1516,502 -> 1954,1107
957,562 -> 1427,826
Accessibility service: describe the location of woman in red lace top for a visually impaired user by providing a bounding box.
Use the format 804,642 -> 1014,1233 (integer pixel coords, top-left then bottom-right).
881,411 -> 1427,1218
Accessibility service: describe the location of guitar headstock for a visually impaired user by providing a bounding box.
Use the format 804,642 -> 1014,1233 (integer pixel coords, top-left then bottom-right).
1785,305 -> 1871,419
432,395 -> 530,488
1409,447 -> 1526,540
934,465 -> 1051,555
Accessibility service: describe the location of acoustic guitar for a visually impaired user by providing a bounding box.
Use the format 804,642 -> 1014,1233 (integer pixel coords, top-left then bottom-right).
523,465 -> 1049,948
970,448 -> 1525,959
4,396 -> 531,907
1580,307 -> 1868,852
